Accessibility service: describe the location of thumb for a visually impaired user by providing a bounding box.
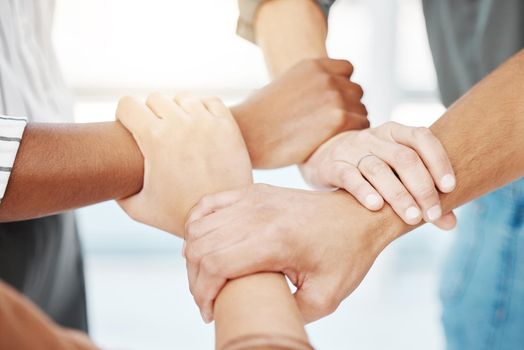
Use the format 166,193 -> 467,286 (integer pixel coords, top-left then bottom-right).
433,210 -> 457,231
294,278 -> 340,323
318,58 -> 354,77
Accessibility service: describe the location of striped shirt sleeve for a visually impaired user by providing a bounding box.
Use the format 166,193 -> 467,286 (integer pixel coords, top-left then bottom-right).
0,115 -> 27,201
236,0 -> 336,43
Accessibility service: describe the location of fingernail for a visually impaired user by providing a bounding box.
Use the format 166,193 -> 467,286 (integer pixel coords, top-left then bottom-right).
440,174 -> 456,191
427,205 -> 442,221
182,241 -> 187,258
405,206 -> 421,222
365,194 -> 381,208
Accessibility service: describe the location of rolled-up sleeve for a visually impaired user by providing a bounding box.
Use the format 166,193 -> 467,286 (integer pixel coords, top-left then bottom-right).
0,115 -> 27,201
237,0 -> 336,43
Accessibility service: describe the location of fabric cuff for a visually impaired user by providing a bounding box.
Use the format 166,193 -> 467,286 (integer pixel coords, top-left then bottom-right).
0,115 -> 28,200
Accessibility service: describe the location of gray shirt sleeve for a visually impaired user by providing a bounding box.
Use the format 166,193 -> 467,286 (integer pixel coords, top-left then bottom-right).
237,0 -> 336,43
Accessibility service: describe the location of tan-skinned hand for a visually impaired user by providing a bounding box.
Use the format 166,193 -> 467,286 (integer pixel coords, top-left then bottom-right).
231,58 -> 369,168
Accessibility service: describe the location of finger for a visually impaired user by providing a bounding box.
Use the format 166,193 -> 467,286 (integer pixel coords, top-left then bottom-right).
336,77 -> 365,102
145,92 -> 188,120
185,222 -> 249,270
201,96 -> 235,121
116,96 -> 159,135
332,163 -> 384,210
186,203 -> 247,242
372,141 -> 443,223
389,124 -> 456,193
358,155 -> 422,224
191,238 -> 282,322
186,188 -> 247,226
432,211 -> 457,230
173,93 -> 210,118
318,58 -> 354,76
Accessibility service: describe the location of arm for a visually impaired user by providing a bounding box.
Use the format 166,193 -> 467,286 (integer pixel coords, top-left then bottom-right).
232,0 -> 368,169
184,49 -> 524,322
115,93 -> 312,349
0,122 -> 143,222
0,281 -> 99,350
253,0 -> 329,77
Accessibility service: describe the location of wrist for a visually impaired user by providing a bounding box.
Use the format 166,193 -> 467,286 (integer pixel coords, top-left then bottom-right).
333,190 -> 406,252
229,103 -> 265,168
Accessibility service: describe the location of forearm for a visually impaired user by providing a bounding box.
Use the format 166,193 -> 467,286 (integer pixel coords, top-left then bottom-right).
0,122 -> 143,221
215,273 -> 311,350
375,49 -> 524,243
255,0 -> 328,77
0,282 -> 99,350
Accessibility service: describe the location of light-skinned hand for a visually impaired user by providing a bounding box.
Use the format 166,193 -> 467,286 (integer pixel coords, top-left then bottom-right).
115,92 -> 252,236
301,122 -> 457,228
184,184 -> 401,323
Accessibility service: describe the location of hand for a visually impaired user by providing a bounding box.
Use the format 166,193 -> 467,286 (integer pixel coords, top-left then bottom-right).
301,122 -> 457,228
231,58 -> 369,168
184,184 -> 399,323
115,93 -> 252,236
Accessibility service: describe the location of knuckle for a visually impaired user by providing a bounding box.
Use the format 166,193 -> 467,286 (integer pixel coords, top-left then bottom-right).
416,185 -> 437,201
205,96 -> 221,104
356,84 -> 364,98
200,256 -> 219,276
363,159 -> 389,176
193,293 -> 206,308
185,223 -> 199,241
117,95 -> 135,109
393,148 -> 419,166
340,169 -> 358,190
383,121 -> 400,130
329,109 -> 348,129
355,129 -> 371,142
184,245 -> 201,263
343,60 -> 354,73
145,91 -> 162,105
412,126 -> 433,139
116,95 -> 138,116
197,195 -> 212,210
392,188 -> 411,203
359,117 -> 370,129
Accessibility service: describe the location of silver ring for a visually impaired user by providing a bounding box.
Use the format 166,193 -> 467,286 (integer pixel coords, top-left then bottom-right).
356,154 -> 375,169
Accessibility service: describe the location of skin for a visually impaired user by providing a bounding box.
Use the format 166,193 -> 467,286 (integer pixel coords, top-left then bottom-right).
0,122 -> 144,221
254,0 -> 329,78
115,92 -> 253,236
301,122 -> 457,228
0,61 -> 367,220
0,93 -> 314,350
231,58 -> 368,168
184,47 -> 524,323
254,0 -> 454,228
0,282 -> 98,350
117,93 -> 311,349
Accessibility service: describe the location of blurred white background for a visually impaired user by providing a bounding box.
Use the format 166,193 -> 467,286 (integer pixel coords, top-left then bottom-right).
52,0 -> 455,349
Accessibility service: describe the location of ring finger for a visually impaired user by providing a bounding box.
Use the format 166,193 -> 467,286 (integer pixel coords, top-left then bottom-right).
358,155 -> 422,224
